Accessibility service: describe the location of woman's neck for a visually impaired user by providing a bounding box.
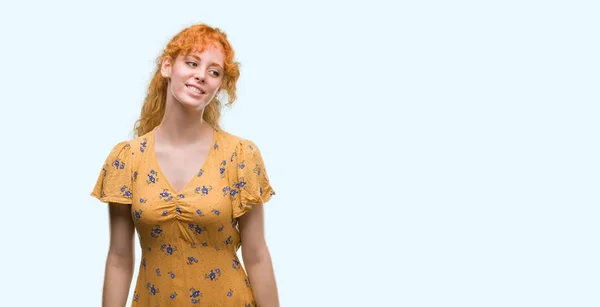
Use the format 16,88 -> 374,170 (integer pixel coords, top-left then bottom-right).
155,97 -> 214,146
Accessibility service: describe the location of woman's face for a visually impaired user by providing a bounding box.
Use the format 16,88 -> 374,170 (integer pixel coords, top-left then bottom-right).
162,45 -> 225,111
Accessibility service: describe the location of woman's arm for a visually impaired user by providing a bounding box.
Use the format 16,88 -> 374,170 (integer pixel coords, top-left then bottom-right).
238,205 -> 280,307
103,203 -> 136,307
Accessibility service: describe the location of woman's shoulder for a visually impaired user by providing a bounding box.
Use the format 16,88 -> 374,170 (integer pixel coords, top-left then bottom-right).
215,128 -> 252,151
105,131 -> 153,161
215,128 -> 267,164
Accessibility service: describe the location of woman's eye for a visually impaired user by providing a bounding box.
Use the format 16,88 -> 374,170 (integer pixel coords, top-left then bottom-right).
210,71 -> 220,77
186,62 -> 197,67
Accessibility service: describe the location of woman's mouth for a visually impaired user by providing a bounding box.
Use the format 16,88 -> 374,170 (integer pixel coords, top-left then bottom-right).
186,85 -> 205,95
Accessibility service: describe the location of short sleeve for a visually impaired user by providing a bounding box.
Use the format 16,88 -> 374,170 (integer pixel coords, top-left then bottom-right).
232,139 -> 276,218
90,141 -> 134,204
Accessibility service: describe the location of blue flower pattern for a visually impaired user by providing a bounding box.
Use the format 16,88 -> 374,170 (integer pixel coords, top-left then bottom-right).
91,129 -> 274,306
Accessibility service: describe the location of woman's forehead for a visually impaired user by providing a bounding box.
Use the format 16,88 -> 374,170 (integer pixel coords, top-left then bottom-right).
184,41 -> 224,55
181,45 -> 221,57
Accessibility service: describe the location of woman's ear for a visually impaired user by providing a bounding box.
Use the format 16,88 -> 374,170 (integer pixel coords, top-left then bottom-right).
161,57 -> 173,78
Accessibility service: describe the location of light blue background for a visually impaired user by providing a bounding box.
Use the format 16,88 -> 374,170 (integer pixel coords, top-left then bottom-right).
0,0 -> 598,306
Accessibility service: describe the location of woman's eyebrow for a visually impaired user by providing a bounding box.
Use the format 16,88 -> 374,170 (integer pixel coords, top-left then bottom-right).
187,54 -> 223,70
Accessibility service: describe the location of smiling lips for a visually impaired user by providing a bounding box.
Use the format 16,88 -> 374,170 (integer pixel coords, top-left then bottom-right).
186,84 -> 206,95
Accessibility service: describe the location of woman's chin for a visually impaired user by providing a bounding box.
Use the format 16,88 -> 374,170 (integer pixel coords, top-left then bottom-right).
178,98 -> 209,112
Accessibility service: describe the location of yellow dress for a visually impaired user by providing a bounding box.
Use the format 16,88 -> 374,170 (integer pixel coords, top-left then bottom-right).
91,126 -> 275,306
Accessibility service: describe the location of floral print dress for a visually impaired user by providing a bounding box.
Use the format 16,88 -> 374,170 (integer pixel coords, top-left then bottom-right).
91,127 -> 275,306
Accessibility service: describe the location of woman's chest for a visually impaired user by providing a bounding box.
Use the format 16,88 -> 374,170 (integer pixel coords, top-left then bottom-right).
129,164 -> 235,225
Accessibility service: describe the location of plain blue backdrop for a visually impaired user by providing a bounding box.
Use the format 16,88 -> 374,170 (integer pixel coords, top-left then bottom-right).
0,0 -> 598,306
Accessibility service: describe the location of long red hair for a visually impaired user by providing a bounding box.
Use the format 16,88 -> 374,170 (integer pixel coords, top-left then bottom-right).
134,24 -> 241,137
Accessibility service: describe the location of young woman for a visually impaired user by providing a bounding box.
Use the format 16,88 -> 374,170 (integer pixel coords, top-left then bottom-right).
91,24 -> 279,307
